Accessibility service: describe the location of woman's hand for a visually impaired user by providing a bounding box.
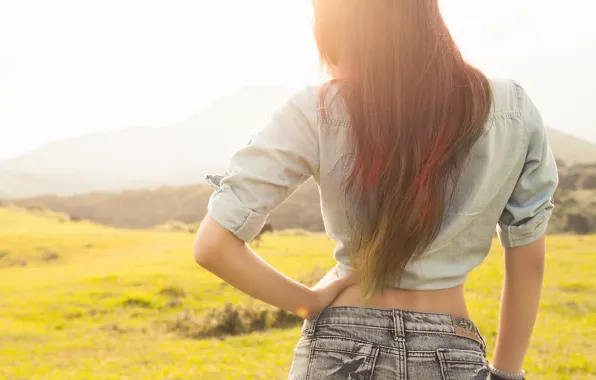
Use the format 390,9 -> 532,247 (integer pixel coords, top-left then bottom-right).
196,216 -> 355,322
302,267 -> 355,320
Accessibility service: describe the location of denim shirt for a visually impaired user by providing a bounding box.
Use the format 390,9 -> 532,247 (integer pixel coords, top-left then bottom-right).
206,78 -> 559,290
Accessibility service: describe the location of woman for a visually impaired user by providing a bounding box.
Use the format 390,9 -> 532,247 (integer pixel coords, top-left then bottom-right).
194,1 -> 558,379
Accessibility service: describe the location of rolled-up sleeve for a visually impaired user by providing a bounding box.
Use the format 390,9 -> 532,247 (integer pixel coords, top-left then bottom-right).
497,83 -> 559,248
206,87 -> 320,242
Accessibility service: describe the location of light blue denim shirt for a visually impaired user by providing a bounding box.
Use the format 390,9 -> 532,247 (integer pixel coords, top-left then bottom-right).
206,78 -> 559,290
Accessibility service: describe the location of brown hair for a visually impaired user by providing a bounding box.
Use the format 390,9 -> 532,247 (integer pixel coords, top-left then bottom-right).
314,0 -> 493,294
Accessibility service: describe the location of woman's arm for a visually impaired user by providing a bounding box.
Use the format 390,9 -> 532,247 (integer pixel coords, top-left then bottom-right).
492,83 -> 558,378
491,237 -> 545,373
192,88 -> 351,317
194,215 -> 353,319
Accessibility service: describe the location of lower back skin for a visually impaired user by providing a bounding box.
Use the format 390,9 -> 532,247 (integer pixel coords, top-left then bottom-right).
330,284 -> 469,318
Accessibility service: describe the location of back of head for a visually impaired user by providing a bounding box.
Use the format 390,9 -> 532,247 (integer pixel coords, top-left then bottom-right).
313,0 -> 493,294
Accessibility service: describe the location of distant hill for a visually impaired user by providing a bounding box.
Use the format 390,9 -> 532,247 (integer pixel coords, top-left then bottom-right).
9,163 -> 596,235
0,86 -> 295,198
0,85 -> 594,198
546,128 -> 596,165
0,169 -> 178,199
11,179 -> 324,231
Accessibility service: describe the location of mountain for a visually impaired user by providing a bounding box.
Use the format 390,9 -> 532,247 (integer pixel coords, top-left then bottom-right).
0,169 -> 176,199
0,85 -> 595,198
546,128 -> 596,166
0,86 -> 295,198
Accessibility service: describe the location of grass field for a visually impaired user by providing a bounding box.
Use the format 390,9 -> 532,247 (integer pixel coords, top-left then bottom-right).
0,206 -> 595,380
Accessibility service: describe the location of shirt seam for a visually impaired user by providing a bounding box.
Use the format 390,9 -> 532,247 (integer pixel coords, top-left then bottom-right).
292,91 -> 321,177
513,83 -> 531,147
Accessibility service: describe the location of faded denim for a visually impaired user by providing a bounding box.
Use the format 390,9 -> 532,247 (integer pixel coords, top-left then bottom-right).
206,78 -> 558,290
288,307 -> 489,380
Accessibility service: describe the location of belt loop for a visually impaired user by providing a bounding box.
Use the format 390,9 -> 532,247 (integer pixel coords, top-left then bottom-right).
305,311 -> 322,338
392,310 -> 405,342
475,325 -> 487,353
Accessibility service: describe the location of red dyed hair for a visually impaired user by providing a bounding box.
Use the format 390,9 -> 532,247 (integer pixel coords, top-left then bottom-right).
314,0 -> 493,294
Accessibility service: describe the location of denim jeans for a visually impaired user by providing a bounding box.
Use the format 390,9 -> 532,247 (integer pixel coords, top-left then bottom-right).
288,307 -> 489,380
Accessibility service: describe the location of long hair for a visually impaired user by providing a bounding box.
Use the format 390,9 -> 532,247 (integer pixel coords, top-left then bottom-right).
314,0 -> 493,295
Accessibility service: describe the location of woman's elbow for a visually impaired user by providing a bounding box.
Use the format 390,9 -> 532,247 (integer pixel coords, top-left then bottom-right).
193,215 -> 239,267
193,218 -> 220,267
193,237 -> 214,267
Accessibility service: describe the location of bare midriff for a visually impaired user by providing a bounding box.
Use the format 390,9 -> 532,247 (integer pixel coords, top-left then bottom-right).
330,283 -> 469,318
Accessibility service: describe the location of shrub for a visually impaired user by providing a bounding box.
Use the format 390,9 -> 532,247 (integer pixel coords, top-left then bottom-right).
583,174 -> 596,190
101,323 -> 128,334
122,297 -> 153,308
9,258 -> 27,267
63,308 -> 84,319
159,286 -> 186,298
565,213 -> 593,235
165,303 -> 303,339
154,221 -> 194,233
165,299 -> 184,308
275,229 -> 310,237
41,249 -> 60,262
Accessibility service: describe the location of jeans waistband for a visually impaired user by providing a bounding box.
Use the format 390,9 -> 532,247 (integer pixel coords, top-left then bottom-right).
302,306 -> 485,348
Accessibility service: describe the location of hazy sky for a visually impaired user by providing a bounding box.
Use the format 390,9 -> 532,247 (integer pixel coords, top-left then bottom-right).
1,0 -> 594,160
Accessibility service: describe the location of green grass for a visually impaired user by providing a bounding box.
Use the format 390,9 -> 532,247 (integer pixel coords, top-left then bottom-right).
0,207 -> 595,379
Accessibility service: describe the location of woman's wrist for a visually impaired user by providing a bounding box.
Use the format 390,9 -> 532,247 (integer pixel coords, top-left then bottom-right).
491,352 -> 524,374
294,288 -> 320,319
284,284 -> 315,319
489,364 -> 525,380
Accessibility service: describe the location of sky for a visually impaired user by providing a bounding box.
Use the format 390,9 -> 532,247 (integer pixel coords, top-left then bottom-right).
0,0 -> 594,161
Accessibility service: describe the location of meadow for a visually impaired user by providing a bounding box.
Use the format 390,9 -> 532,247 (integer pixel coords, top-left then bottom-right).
0,206 -> 595,379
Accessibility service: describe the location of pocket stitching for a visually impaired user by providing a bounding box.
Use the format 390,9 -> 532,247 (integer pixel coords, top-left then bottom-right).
306,338 -> 380,380
367,346 -> 380,380
437,348 -> 486,363
304,339 -> 315,380
296,337 -> 314,347
312,347 -> 374,356
437,349 -> 488,380
311,337 -> 378,357
309,336 -> 376,349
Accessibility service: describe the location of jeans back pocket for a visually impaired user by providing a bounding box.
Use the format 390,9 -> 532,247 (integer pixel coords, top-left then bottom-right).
303,338 -> 379,380
437,348 -> 489,380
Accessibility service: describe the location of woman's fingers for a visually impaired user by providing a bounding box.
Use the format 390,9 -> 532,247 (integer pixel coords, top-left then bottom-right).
312,267 -> 356,300
328,272 -> 355,295
338,271 -> 356,288
305,269 -> 357,320
313,267 -> 338,288
321,267 -> 339,282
